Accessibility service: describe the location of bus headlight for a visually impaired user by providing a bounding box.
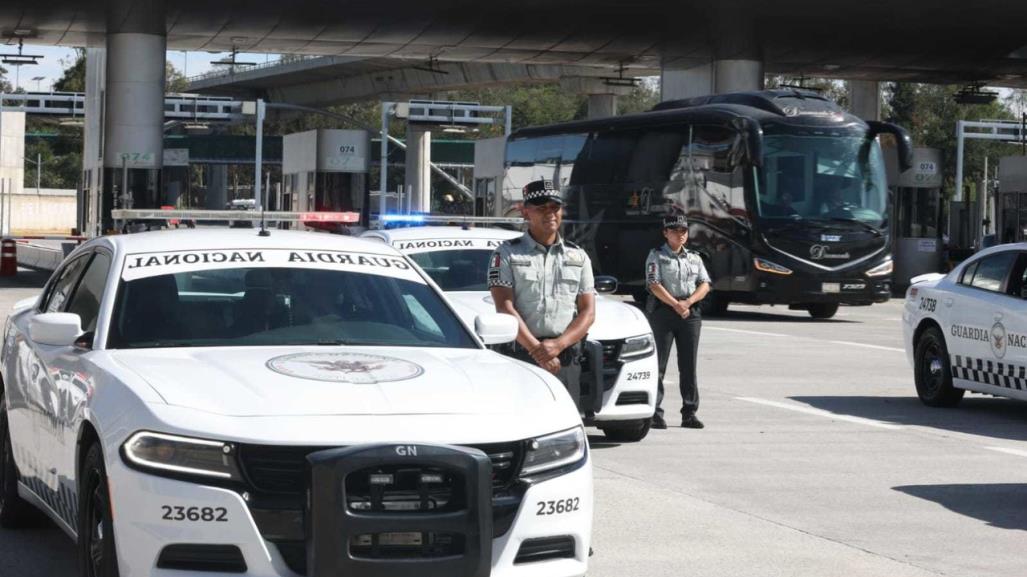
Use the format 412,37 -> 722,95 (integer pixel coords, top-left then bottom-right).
754,257 -> 793,276
866,259 -> 893,277
122,431 -> 242,481
520,426 -> 587,480
619,335 -> 655,360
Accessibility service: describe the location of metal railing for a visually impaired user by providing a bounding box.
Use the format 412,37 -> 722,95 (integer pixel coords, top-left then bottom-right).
0,92 -> 245,121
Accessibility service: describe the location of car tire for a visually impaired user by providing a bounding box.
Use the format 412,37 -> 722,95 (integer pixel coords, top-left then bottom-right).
0,391 -> 34,528
914,326 -> 964,407
600,418 -> 652,442
808,303 -> 839,319
78,443 -> 120,577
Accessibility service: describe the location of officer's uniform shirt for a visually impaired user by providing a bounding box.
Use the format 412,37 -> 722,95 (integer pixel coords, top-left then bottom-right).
645,243 -> 710,298
488,232 -> 595,337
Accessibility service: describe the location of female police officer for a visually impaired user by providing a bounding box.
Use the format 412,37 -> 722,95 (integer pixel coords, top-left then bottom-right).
645,214 -> 711,429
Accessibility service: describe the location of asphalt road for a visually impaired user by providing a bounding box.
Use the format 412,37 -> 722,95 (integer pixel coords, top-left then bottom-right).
1,272 -> 1024,577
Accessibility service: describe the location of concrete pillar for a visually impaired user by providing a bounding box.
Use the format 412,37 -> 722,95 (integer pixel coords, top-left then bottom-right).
206,164 -> 228,209
104,33 -> 165,172
560,77 -> 633,119
587,94 -> 617,119
405,126 -> 431,212
661,60 -> 764,101
848,80 -> 882,121
83,48 -> 106,235
0,111 -> 26,235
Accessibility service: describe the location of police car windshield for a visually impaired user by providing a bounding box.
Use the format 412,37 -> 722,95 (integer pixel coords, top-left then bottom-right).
408,249 -> 492,291
107,266 -> 477,350
754,125 -> 889,230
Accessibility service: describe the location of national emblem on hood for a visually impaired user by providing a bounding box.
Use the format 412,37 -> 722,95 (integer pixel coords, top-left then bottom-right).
266,352 -> 424,384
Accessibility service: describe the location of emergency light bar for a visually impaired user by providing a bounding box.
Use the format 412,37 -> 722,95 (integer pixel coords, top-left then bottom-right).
111,209 -> 361,223
374,214 -> 524,226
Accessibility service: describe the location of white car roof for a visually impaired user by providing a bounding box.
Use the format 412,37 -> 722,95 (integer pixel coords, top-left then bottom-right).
102,228 -> 401,256
366,226 -> 522,244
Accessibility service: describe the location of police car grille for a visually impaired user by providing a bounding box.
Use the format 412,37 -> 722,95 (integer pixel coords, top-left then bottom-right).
238,442 -> 522,494
238,442 -> 525,576
599,340 -> 625,391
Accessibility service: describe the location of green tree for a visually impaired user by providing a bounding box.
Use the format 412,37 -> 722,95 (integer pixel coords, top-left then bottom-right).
885,82 -> 1014,199
0,64 -> 12,93
53,49 -> 85,92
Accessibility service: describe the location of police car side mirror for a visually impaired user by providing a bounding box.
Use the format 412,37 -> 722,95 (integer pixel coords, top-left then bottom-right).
475,313 -> 519,345
595,275 -> 618,294
29,313 -> 84,347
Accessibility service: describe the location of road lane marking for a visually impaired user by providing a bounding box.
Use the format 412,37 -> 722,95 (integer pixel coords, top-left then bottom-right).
736,397 -> 903,430
984,446 -> 1027,458
706,326 -> 904,352
827,340 -> 905,353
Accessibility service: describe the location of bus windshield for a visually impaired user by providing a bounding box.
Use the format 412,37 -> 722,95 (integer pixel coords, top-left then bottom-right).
755,125 -> 889,230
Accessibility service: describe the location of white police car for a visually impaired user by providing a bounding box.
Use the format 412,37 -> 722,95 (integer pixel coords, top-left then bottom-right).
0,229 -> 593,577
903,243 -> 1027,407
363,226 -> 659,442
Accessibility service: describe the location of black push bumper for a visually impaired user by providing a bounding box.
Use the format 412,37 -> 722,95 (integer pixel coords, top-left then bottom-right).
307,444 -> 494,577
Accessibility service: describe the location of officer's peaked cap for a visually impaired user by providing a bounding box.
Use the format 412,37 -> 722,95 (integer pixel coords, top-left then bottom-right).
663,214 -> 689,229
523,180 -> 564,205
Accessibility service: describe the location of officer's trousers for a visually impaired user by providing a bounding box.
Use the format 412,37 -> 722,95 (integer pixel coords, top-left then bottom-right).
650,303 -> 702,418
498,342 -> 582,408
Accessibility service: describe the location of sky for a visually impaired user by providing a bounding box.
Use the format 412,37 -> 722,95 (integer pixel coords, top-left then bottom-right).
2,44 -> 281,91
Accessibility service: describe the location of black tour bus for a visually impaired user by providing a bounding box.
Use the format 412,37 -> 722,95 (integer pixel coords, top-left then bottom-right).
502,89 -> 912,318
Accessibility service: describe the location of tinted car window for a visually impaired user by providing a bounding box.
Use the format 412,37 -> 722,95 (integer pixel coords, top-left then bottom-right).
108,266 -> 476,350
959,260 -> 978,286
409,249 -> 492,291
65,253 -> 112,333
42,255 -> 91,313
969,251 -> 1017,292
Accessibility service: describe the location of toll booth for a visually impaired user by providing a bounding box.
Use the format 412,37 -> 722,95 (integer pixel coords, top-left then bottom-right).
473,137 -> 506,217
997,156 -> 1027,245
282,129 -> 371,229
887,147 -> 945,291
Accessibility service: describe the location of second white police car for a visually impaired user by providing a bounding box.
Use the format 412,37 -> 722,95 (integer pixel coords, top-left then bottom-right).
0,229 -> 592,577
362,225 -> 659,442
904,243 -> 1027,407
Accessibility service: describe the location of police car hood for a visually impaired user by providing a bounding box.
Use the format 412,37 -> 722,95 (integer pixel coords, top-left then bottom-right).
107,346 -> 560,417
445,291 -> 652,341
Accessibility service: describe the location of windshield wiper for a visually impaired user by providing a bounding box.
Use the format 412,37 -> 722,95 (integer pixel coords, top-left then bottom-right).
826,217 -> 883,236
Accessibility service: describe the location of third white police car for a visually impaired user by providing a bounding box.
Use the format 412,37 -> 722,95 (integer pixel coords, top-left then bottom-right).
0,228 -> 592,577
363,225 -> 659,442
903,243 -> 1027,407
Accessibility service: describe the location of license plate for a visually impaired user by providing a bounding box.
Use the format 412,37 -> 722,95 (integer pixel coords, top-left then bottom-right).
842,282 -> 866,291
822,282 -> 840,294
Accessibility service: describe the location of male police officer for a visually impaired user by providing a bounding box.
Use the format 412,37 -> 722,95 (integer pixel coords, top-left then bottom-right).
646,214 -> 711,429
488,180 -> 596,403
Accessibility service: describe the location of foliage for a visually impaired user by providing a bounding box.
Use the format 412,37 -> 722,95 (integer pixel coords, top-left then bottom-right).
884,82 -> 1015,199
53,49 -> 86,92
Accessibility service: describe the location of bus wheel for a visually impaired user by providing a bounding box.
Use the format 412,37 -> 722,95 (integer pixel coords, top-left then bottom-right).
914,326 -> 964,407
807,303 -> 839,319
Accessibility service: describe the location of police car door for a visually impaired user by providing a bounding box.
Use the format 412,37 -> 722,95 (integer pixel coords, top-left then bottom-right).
946,250 -> 1019,395
994,252 -> 1027,400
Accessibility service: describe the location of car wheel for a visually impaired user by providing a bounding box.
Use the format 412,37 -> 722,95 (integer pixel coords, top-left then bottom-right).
78,443 -> 120,577
808,303 -> 839,319
914,326 -> 964,407
0,391 -> 34,528
600,418 -> 652,442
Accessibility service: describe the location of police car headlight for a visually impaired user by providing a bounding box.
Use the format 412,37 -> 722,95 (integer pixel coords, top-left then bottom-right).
866,259 -> 893,277
122,431 -> 242,481
754,257 -> 792,276
520,426 -> 587,480
619,334 -> 655,360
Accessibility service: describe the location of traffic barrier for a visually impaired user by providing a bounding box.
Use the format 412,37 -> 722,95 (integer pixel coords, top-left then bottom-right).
1,238 -> 17,276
